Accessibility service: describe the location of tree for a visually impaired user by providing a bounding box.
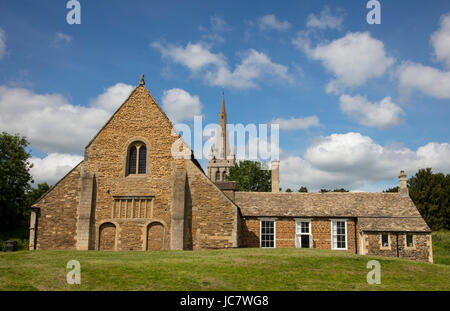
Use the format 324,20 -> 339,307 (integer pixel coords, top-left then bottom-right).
27,182 -> 51,207
408,168 -> 449,230
383,186 -> 399,193
228,160 -> 271,192
320,188 -> 349,193
332,188 -> 349,192
285,188 -> 292,192
0,132 -> 34,229
298,186 -> 308,192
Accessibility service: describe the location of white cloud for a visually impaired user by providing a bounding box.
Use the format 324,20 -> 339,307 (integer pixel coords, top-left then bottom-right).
161,88 -> 202,122
395,13 -> 450,100
431,13 -> 450,69
152,42 -> 294,89
151,41 -> 226,72
293,32 -> 394,93
279,132 -> 450,191
258,14 -> 291,31
201,33 -> 225,44
198,16 -> 230,44
54,32 -> 72,45
0,28 -> 6,60
210,16 -> 231,32
339,94 -> 404,128
205,49 -> 294,89
30,153 -> 83,185
0,83 -> 133,154
271,115 -> 320,130
90,83 -> 134,112
306,6 -> 344,30
397,62 -> 450,99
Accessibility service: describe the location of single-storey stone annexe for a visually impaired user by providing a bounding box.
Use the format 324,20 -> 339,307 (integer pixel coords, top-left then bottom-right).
29,76 -> 433,263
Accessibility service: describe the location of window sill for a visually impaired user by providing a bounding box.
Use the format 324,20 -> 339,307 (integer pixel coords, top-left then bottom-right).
125,174 -> 148,178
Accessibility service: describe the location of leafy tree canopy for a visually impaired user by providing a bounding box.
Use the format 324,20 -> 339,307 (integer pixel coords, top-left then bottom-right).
285,188 -> 292,192
228,160 -> 271,192
298,186 -> 308,192
0,132 -> 33,229
383,186 -> 399,193
27,182 -> 51,207
408,168 -> 449,230
332,188 -> 349,192
320,188 -> 349,193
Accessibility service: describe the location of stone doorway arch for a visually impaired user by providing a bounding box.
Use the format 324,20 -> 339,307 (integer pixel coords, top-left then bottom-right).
99,222 -> 117,250
146,222 -> 165,250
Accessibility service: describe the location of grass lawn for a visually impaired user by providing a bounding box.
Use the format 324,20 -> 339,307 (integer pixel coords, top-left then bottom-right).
432,230 -> 450,265
0,247 -> 449,291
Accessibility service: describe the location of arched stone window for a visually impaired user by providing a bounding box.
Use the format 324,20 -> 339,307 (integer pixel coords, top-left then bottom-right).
222,171 -> 227,181
215,170 -> 220,181
127,142 -> 147,175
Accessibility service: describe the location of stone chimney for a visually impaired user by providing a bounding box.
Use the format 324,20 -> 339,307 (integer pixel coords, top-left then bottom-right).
399,170 -> 409,197
271,160 -> 280,193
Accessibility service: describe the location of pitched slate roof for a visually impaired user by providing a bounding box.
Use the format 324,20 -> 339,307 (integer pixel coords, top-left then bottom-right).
234,192 -> 430,232
358,217 -> 430,232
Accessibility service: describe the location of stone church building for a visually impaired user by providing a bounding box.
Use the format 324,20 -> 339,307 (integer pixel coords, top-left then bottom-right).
29,76 -> 433,262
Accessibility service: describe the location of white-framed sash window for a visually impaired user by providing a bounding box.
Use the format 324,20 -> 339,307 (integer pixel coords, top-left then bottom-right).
331,219 -> 347,250
260,218 -> 276,248
295,219 -> 312,248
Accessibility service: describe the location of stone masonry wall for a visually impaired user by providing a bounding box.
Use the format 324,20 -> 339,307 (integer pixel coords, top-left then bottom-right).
240,218 -> 260,247
186,160 -> 237,249
34,163 -> 82,250
363,232 -> 432,262
36,163 -> 81,249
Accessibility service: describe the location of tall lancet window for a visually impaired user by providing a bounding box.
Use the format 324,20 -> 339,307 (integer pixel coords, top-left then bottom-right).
138,146 -> 146,174
222,171 -> 226,181
128,146 -> 137,174
215,170 -> 220,182
127,142 -> 147,176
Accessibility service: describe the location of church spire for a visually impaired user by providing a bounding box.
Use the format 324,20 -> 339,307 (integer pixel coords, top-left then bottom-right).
221,89 -> 226,115
207,90 -> 236,182
216,89 -> 228,159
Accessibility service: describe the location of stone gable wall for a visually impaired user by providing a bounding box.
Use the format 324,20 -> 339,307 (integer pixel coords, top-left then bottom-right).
34,163 -> 83,250
83,86 -> 181,251
33,85 -> 238,251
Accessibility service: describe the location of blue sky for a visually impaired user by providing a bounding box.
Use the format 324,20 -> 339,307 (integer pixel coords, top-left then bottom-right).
0,0 -> 449,191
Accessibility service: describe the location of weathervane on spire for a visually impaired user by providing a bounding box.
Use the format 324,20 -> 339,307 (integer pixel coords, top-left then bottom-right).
139,74 -> 145,86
